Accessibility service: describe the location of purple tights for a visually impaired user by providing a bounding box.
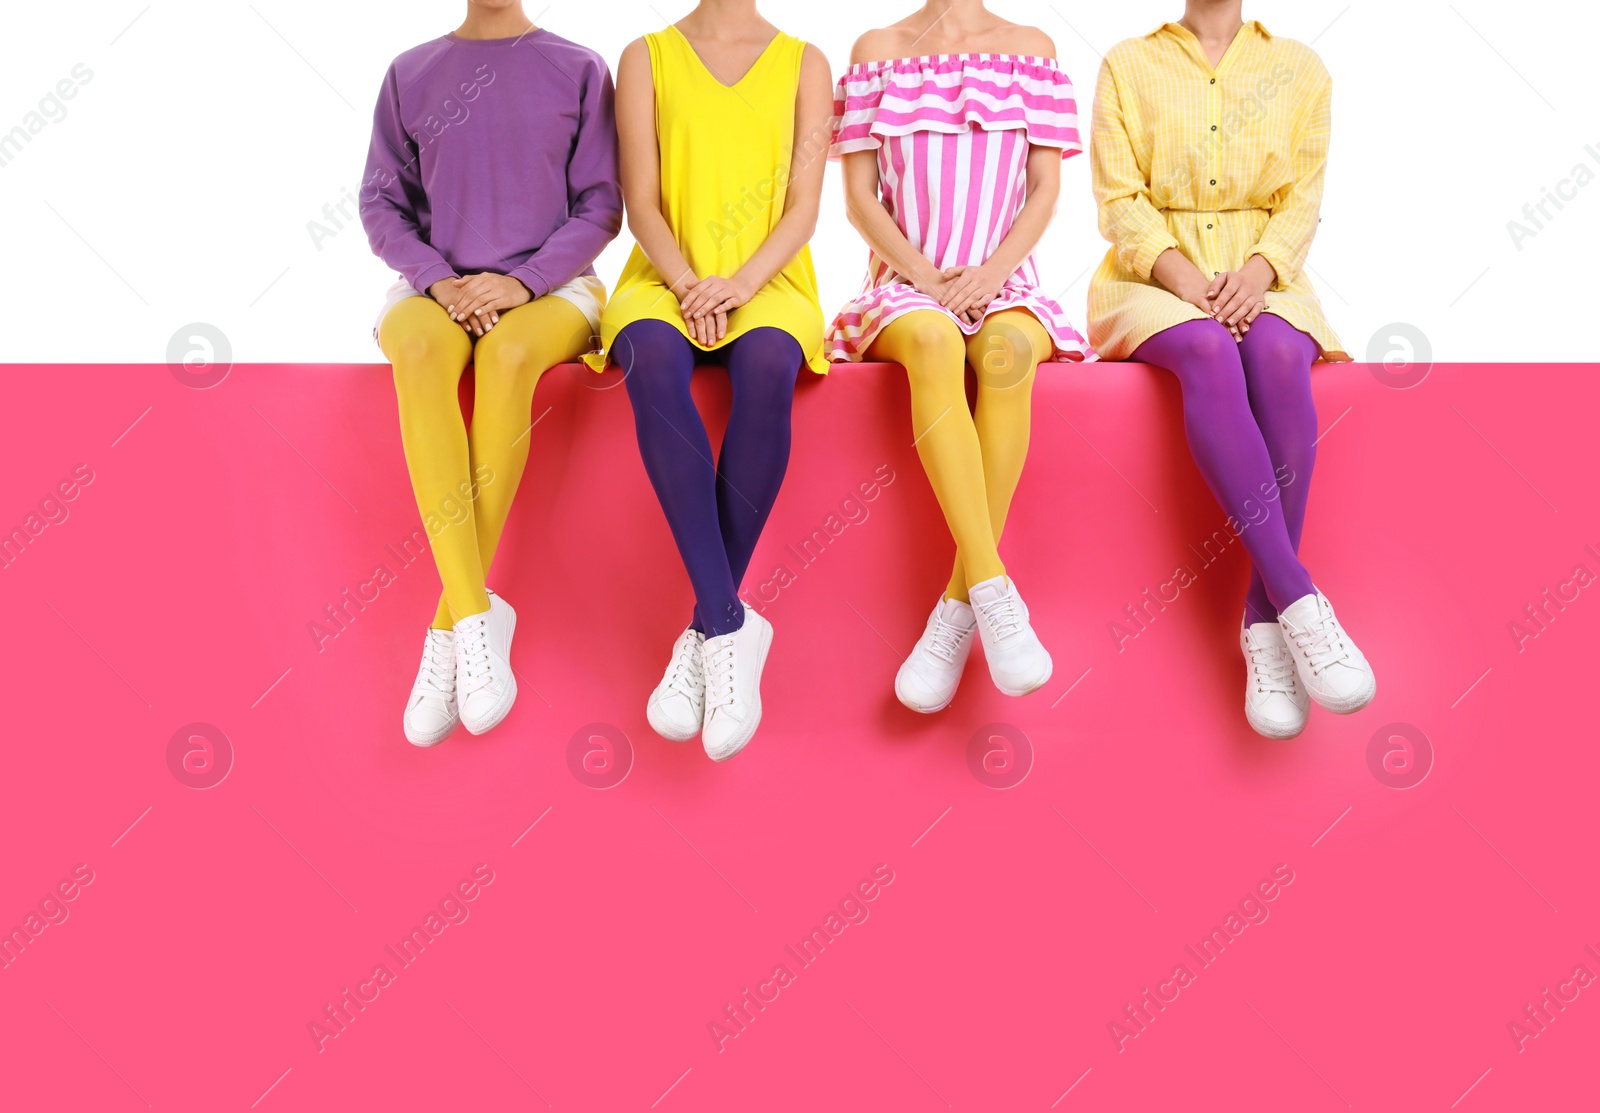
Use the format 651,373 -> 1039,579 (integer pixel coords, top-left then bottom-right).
1131,313 -> 1320,623
618,320 -> 803,638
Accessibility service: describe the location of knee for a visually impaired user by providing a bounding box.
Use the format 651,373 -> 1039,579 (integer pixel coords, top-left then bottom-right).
619,332 -> 692,414
474,338 -> 548,398
1242,336 -> 1314,395
1175,320 -> 1240,367
900,313 -> 966,361
897,316 -> 967,393
389,326 -> 445,373
727,330 -> 801,410
391,342 -> 458,402
969,316 -> 1046,390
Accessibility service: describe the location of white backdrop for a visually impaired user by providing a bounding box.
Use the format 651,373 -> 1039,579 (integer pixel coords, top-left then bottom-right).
1,0 -> 1595,364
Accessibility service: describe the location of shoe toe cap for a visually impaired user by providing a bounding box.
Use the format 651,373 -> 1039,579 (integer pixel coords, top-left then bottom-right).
1314,664 -> 1377,711
648,694 -> 702,742
405,703 -> 457,746
701,714 -> 755,762
895,662 -> 956,711
1247,693 -> 1309,739
460,683 -> 515,732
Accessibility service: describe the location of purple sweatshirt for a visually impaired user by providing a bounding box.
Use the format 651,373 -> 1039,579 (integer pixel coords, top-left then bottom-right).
359,29 -> 622,298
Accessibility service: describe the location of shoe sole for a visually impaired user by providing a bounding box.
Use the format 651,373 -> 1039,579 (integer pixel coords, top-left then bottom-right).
647,706 -> 701,743
896,686 -> 955,714
894,649 -> 970,714
991,654 -> 1053,698
705,619 -> 772,762
1245,707 -> 1308,740
462,607 -> 518,735
1312,673 -> 1377,715
405,718 -> 458,747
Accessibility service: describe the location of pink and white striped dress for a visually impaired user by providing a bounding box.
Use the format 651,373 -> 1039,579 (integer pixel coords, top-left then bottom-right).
828,54 -> 1094,362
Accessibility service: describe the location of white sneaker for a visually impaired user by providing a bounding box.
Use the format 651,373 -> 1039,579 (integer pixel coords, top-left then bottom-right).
700,608 -> 773,762
647,627 -> 706,741
967,575 -> 1053,696
454,590 -> 518,735
1240,621 -> 1310,739
895,597 -> 977,713
403,629 -> 459,747
1278,591 -> 1376,714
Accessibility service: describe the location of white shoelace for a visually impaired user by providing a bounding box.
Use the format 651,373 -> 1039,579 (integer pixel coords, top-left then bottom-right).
1247,639 -> 1299,695
417,635 -> 454,696
926,614 -> 972,664
977,592 -> 1025,642
1289,611 -> 1351,676
665,634 -> 705,699
704,636 -> 737,712
457,618 -> 493,694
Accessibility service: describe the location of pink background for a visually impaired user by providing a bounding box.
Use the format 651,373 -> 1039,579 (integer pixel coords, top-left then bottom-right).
1,359 -> 1595,1111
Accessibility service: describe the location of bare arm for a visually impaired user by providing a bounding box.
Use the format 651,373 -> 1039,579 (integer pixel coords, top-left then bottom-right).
840,152 -> 952,302
615,39 -> 699,310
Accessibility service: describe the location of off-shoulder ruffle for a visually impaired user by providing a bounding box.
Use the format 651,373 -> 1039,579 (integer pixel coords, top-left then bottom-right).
831,54 -> 1082,157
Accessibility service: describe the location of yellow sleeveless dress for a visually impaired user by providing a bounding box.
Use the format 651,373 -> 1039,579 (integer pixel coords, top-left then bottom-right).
590,26 -> 829,375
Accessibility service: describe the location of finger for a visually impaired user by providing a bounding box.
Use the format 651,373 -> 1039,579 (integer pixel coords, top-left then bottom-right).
1224,291 -> 1257,325
451,286 -> 489,320
715,311 -> 727,342
1206,273 -> 1228,300
1212,285 -> 1244,323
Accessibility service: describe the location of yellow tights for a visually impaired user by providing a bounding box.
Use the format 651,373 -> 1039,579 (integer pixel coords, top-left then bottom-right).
379,294 -> 592,630
868,309 -> 1051,603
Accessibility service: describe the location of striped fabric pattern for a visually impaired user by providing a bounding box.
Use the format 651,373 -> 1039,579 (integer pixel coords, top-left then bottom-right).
828,55 -> 1094,362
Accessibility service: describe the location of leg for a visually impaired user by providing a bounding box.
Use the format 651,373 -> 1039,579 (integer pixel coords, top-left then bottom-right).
716,327 -> 803,608
868,311 -> 1004,596
620,320 -> 743,637
426,295 -> 593,628
1237,314 -> 1321,623
943,309 -> 1052,601
378,296 -> 481,629
1131,320 -> 1314,613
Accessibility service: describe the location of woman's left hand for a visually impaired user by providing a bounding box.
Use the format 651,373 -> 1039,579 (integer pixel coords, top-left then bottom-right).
448,273 -> 533,333
941,263 -> 1006,320
679,275 -> 752,327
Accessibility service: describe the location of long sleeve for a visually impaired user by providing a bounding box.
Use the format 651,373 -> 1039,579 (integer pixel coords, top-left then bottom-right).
358,65 -> 456,296
1090,59 -> 1178,281
1248,74 -> 1331,288
506,63 -> 623,299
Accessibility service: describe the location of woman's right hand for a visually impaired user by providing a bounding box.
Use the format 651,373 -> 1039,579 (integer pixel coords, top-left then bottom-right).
428,278 -> 479,335
909,270 -> 979,322
1152,249 -> 1244,341
670,273 -> 726,348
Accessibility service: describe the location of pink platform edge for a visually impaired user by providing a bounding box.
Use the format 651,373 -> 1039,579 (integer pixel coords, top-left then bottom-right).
1,359 -> 1595,1112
